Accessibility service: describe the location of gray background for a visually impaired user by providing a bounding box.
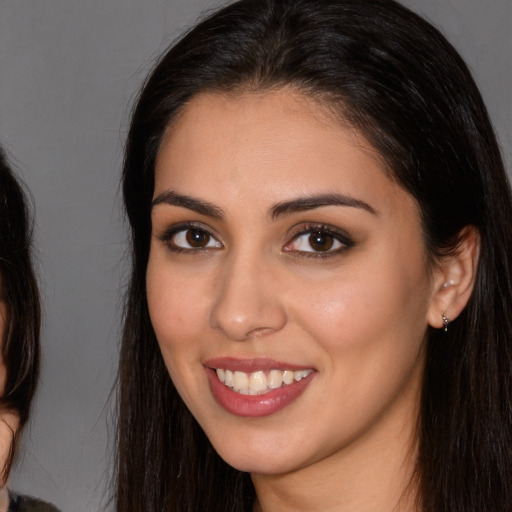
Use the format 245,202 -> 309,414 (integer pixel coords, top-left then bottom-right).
0,1 -> 510,510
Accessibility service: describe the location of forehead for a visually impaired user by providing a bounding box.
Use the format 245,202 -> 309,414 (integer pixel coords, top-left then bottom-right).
154,89 -> 410,218
160,88 -> 373,157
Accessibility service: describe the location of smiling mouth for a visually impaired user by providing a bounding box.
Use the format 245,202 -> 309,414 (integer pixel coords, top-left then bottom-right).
215,368 -> 313,395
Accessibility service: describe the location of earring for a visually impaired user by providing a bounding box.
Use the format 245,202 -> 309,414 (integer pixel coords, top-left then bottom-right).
441,312 -> 450,332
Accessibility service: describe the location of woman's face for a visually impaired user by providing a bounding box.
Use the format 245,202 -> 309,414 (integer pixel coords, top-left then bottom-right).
0,282 -> 19,485
147,90 -> 441,476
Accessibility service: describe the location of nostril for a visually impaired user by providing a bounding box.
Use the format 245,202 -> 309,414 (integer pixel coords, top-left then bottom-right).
245,326 -> 279,339
209,286 -> 287,341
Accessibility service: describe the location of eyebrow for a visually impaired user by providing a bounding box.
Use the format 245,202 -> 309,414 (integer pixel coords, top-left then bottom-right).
152,190 -> 224,218
270,193 -> 378,219
152,190 -> 378,220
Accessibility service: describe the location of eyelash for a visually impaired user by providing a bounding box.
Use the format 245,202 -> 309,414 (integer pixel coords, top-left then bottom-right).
157,222 -> 354,258
158,222 -> 221,254
284,223 -> 354,259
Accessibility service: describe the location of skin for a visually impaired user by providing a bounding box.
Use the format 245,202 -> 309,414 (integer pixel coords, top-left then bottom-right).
146,89 -> 476,512
0,291 -> 19,510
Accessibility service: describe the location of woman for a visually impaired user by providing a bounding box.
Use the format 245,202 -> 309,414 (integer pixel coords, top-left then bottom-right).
0,149 -> 59,511
116,0 -> 512,510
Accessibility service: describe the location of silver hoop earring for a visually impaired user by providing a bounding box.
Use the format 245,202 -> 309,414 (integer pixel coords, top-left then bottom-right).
441,312 -> 450,332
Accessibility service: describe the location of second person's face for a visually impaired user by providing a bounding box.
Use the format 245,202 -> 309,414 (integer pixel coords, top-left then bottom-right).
146,89 -> 439,477
0,280 -> 20,486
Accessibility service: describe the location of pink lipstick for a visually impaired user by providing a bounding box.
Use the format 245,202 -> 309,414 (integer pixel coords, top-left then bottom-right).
204,357 -> 316,417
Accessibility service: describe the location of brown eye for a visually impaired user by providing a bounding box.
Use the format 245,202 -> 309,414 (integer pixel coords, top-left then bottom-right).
284,226 -> 349,256
308,232 -> 334,252
166,226 -> 222,251
186,228 -> 211,248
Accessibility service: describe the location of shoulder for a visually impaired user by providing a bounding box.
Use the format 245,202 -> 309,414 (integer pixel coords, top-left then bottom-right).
8,492 -> 61,512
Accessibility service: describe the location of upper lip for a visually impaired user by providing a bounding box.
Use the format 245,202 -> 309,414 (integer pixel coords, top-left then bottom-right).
204,357 -> 315,373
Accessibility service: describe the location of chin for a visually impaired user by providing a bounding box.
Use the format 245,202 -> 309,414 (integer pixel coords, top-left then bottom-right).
207,427 -> 312,475
219,450 -> 297,475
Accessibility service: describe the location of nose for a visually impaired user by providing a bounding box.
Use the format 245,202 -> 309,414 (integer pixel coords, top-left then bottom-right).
209,252 -> 287,341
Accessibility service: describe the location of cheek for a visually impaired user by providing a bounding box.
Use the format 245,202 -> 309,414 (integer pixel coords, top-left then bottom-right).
0,410 -> 19,484
147,271 -> 198,410
146,255 -> 212,375
287,260 -> 429,441
291,249 -> 430,369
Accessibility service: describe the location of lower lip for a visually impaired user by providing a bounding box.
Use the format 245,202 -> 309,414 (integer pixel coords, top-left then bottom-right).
206,368 -> 315,418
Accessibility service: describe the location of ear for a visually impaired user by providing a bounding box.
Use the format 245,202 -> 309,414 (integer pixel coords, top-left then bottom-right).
427,226 -> 480,329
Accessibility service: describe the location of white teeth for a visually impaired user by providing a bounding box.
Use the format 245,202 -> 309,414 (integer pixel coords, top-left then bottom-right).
233,371 -> 249,392
282,370 -> 294,385
249,371 -> 267,393
294,370 -> 310,381
215,368 -> 312,395
268,369 -> 283,389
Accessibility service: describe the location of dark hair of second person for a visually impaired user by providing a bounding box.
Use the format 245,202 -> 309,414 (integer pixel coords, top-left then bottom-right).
0,148 -> 40,481
0,148 -> 60,512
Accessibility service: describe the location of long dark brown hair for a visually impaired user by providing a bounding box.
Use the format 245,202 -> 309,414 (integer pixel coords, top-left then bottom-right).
116,1 -> 512,510
0,148 -> 40,481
